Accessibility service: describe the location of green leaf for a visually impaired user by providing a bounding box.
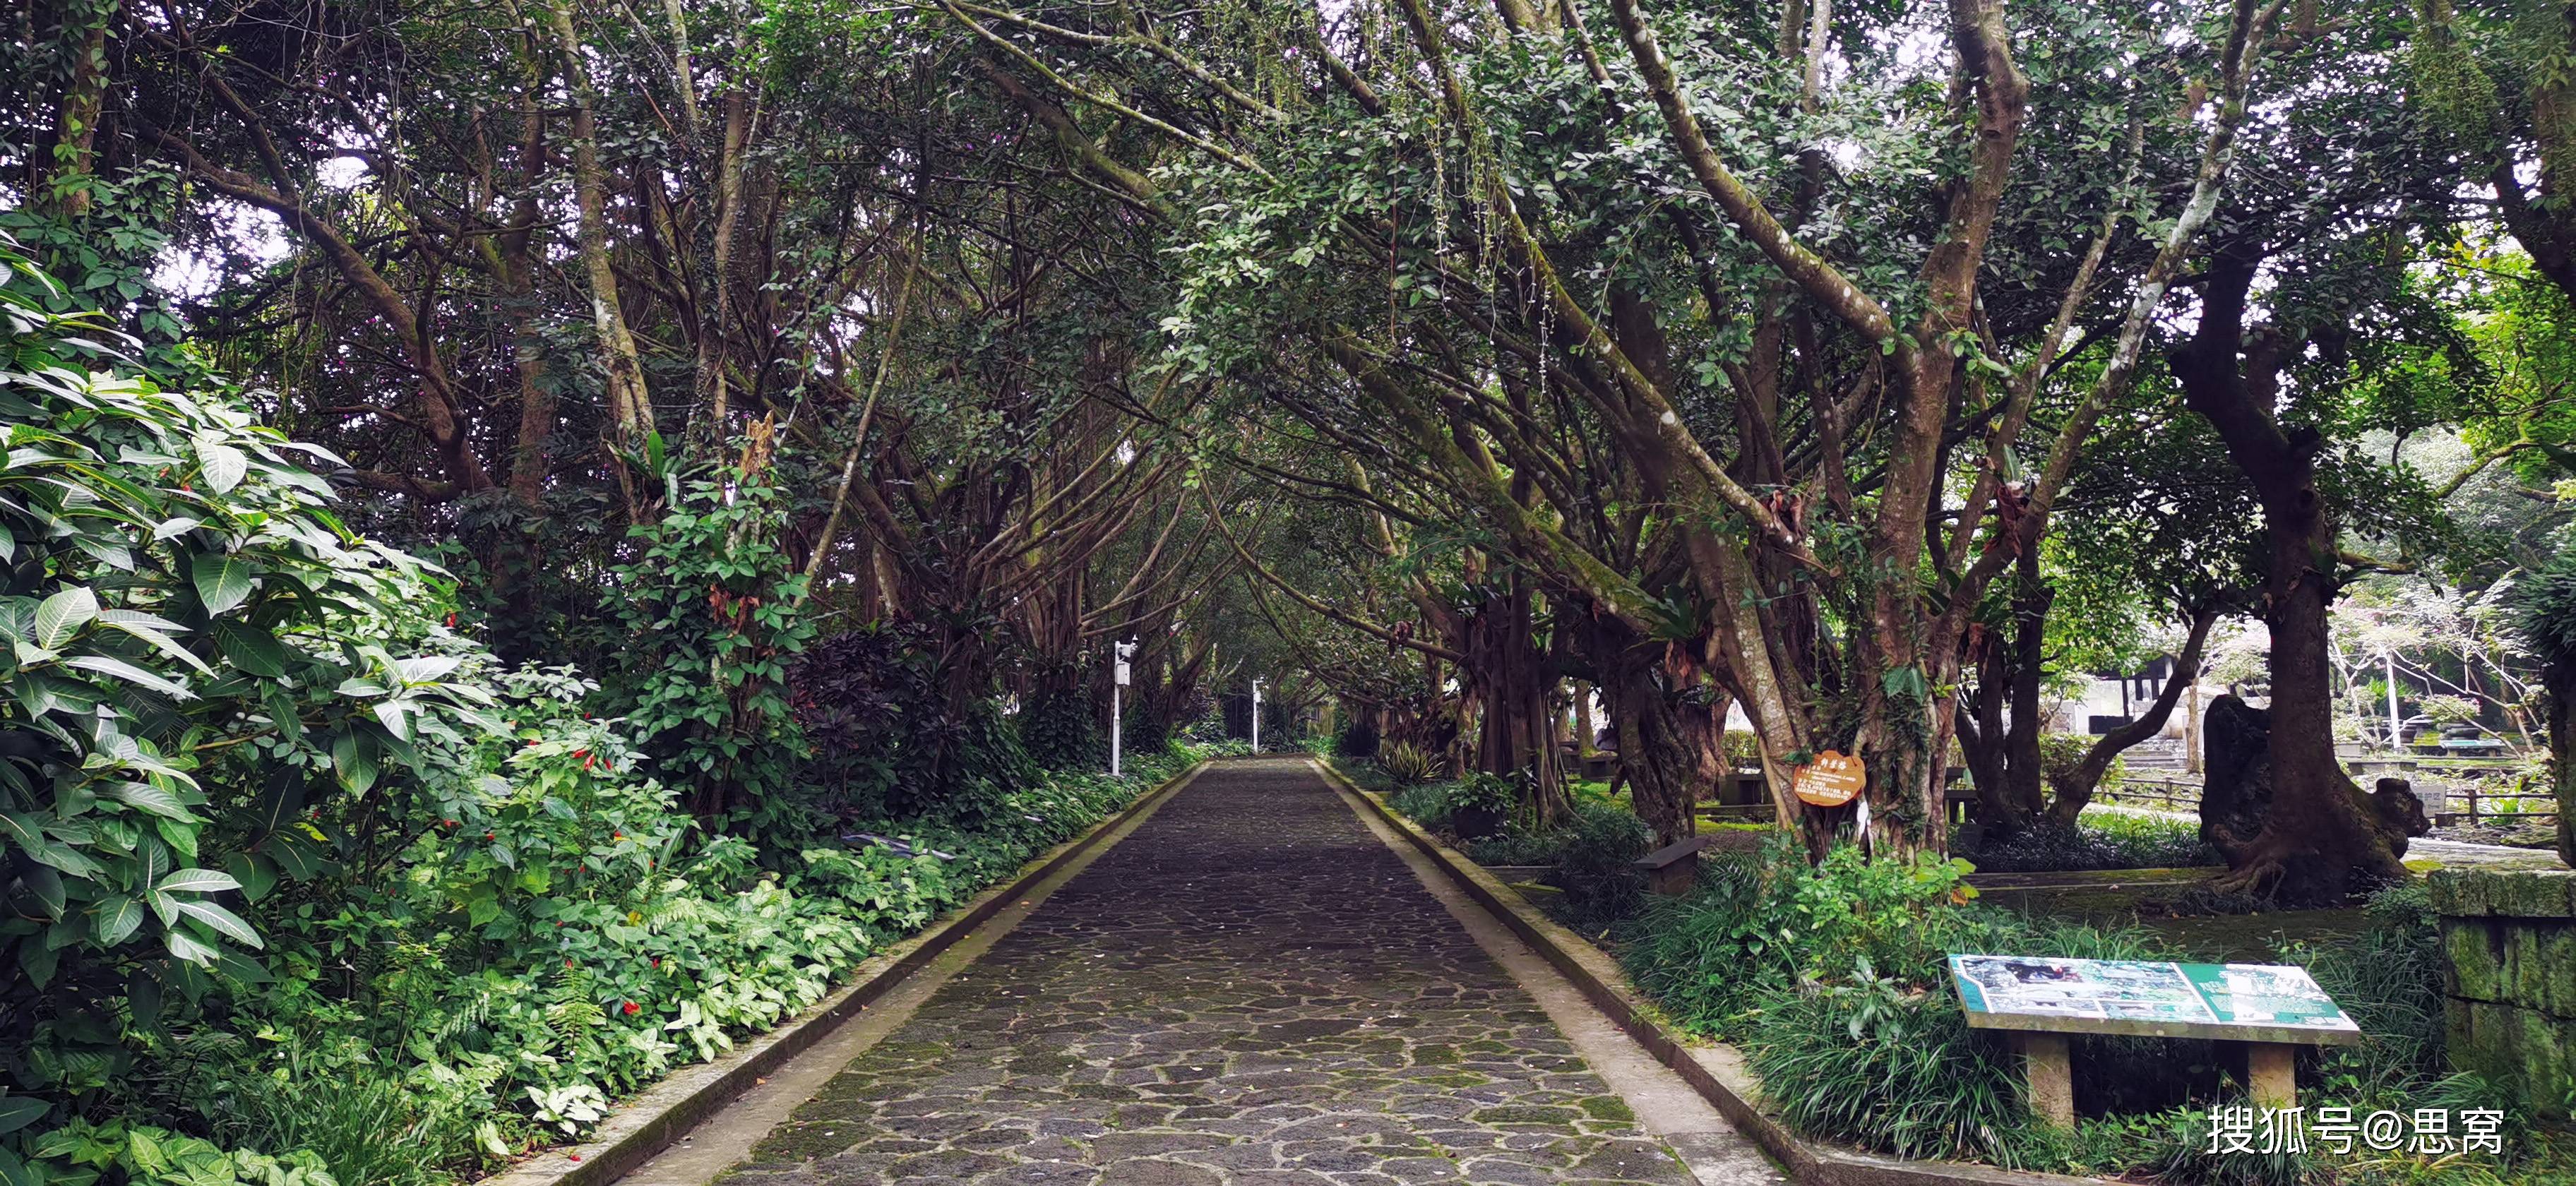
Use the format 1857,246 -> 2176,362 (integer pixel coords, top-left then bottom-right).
331,730 -> 380,795
267,833 -> 327,881
64,654 -> 194,700
93,894 -> 143,945
20,864 -> 62,920
191,551 -> 255,616
0,1097 -> 47,1137
156,868 -> 240,894
209,620 -> 288,677
196,438 -> 247,494
32,586 -> 97,649
97,613 -> 210,675
164,927 -> 220,966
173,898 -> 260,948
225,851 -> 278,902
109,781 -> 194,820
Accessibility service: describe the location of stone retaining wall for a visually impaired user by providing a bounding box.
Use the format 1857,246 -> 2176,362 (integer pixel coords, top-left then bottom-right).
2429,868 -> 2576,1115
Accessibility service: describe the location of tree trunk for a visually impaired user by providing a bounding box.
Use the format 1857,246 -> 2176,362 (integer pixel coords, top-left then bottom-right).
1573,611 -> 1699,846
2174,243 -> 2408,902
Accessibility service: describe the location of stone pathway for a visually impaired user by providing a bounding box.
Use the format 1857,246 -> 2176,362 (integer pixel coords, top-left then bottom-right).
711,760 -> 1713,1186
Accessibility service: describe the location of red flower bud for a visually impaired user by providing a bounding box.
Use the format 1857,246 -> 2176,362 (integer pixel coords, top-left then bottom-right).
622,1001 -> 641,1015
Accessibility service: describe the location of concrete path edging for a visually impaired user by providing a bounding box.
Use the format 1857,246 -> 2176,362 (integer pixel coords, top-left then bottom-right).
484,760 -> 1212,1186
1311,760 -> 2111,1186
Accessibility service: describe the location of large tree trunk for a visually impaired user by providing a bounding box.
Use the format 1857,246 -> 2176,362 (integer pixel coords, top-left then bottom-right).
2174,243 -> 2408,902
1572,611 -> 1702,847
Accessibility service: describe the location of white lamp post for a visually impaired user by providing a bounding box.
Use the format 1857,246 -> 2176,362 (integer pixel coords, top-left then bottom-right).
1251,677 -> 1265,753
1111,640 -> 1135,776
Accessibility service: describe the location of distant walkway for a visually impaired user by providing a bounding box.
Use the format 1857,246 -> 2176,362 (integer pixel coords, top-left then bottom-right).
686,759 -> 1761,1186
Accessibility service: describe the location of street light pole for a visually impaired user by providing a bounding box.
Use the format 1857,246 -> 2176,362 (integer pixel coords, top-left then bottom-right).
2385,650 -> 2400,752
1251,677 -> 1265,753
1111,640 -> 1135,777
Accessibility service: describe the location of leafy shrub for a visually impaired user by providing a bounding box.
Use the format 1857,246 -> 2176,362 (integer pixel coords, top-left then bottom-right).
1015,669 -> 1103,770
0,244 -> 496,1134
1385,781 -> 1453,831
1377,741 -> 1439,786
1443,772 -> 1517,815
1547,803 -> 1652,926
1722,729 -> 1762,769
1962,810 -> 2217,873
612,468 -> 814,839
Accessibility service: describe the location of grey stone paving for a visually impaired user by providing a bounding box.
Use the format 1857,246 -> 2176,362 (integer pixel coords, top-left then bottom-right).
719,759 -> 1698,1186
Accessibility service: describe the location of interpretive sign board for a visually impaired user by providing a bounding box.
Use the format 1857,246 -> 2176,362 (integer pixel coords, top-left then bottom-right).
1948,954 -> 2361,1046
1791,750 -> 1864,807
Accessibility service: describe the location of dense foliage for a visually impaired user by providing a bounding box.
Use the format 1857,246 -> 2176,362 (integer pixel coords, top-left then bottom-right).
0,240 -> 1220,1185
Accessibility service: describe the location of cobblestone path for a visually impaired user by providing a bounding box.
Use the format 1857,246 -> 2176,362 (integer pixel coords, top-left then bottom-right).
717,760 -> 1703,1186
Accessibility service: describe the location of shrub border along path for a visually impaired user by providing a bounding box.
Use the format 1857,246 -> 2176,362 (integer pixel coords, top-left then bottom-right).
486,760 -> 1212,1186
1311,760 -> 2111,1186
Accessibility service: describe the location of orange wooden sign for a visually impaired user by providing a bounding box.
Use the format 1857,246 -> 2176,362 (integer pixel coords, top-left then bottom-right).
1794,750 -> 1866,808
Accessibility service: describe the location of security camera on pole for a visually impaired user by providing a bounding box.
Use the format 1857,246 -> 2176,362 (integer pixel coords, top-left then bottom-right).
1251,676 -> 1265,753
1111,640 -> 1135,776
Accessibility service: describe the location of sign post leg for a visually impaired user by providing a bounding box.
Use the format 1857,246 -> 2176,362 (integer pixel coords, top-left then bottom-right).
2015,1033 -> 2075,1127
2246,1043 -> 2296,1110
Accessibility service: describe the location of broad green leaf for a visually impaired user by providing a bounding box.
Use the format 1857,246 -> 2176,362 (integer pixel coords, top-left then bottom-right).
225,851 -> 278,902
164,926 -> 219,966
195,438 -> 246,494
151,516 -> 202,540
156,868 -> 240,894
99,615 -> 210,675
19,864 -> 61,920
173,898 -> 261,948
0,1096 -> 47,1137
93,894 -> 143,945
108,781 -> 193,820
64,654 -> 195,700
32,586 -> 96,649
210,620 -> 288,677
191,551 -> 255,616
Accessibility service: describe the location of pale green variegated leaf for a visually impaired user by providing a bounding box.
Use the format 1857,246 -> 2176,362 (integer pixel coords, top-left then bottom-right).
109,781 -> 195,821
93,894 -> 143,945
195,437 -> 247,494
172,898 -> 260,949
155,867 -> 239,894
32,587 -> 95,649
164,926 -> 219,966
63,654 -> 194,700
98,615 -> 211,675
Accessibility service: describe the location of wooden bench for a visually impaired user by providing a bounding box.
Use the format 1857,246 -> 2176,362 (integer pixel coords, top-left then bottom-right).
1950,954 -> 2360,1125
